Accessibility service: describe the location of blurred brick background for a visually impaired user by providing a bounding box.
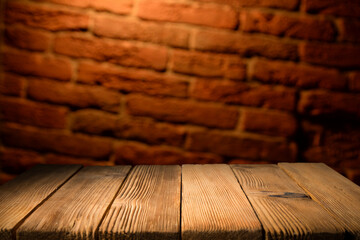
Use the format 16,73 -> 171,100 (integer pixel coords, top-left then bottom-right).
0,0 -> 359,184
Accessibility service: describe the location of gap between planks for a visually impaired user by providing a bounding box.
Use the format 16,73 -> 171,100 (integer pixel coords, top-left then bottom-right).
2,164 -> 359,240
98,165 -> 181,240
231,164 -> 345,240
279,163 -> 360,239
0,165 -> 83,240
94,165 -> 134,239
11,166 -> 83,238
181,164 -> 262,240
16,166 -> 132,240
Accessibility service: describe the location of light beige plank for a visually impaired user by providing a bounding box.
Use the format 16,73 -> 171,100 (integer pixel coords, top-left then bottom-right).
181,164 -> 262,240
279,163 -> 360,239
17,166 -> 131,240
232,164 -> 345,239
99,165 -> 181,240
0,164 -> 81,240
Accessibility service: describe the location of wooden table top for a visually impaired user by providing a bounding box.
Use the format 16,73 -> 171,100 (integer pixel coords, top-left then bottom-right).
0,163 -> 359,240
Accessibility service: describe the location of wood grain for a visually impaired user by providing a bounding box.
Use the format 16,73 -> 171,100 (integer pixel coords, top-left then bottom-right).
16,166 -> 131,240
279,163 -> 360,239
0,164 -> 81,240
98,165 -> 181,240
232,164 -> 345,240
181,164 -> 262,240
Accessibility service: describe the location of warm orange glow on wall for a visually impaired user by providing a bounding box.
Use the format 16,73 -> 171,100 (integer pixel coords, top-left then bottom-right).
0,0 -> 360,184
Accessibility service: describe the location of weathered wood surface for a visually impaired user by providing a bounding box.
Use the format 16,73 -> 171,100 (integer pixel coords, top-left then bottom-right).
232,164 -> 345,240
1,163 -> 359,240
181,164 -> 262,240
98,165 -> 181,240
279,163 -> 360,239
0,164 -> 81,240
16,166 -> 131,240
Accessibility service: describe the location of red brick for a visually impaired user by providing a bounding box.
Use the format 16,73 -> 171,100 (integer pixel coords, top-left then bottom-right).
114,142 -> 223,165
1,123 -> 112,158
180,153 -> 224,164
71,109 -> 118,135
349,72 -> 360,92
89,0 -> 133,14
228,159 -> 270,164
114,118 -> 186,147
341,160 -> 360,173
193,0 -> 298,10
71,109 -> 186,147
338,19 -> 360,43
0,97 -> 68,129
3,50 -> 72,81
240,10 -> 335,41
251,58 -> 347,90
5,1 -> 89,31
5,26 -> 51,51
302,125 -> 360,168
78,61 -> 188,98
300,42 -> 360,68
137,0 -> 237,29
303,146 -> 360,170
187,131 -> 297,162
345,169 -> 360,185
171,50 -> 246,79
301,120 -> 323,148
322,127 -> 360,167
241,109 -> 297,137
54,34 -> 167,71
191,0 -> 240,8
127,94 -> 239,129
298,90 -> 360,117
0,172 -> 16,185
195,29 -> 298,60
27,79 -> 121,112
304,0 -> 360,18
240,0 -> 298,9
194,29 -> 239,53
171,50 -> 223,77
45,154 -> 113,166
302,147 -> 330,165
0,148 -> 44,174
225,57 -> 247,80
0,73 -> 24,96
94,15 -> 189,48
34,0 -> 133,15
191,79 -> 296,111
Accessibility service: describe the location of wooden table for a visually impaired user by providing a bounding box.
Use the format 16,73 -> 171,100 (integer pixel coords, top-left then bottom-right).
0,163 -> 359,240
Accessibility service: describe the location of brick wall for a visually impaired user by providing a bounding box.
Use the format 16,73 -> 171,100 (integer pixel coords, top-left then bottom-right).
1,0 -> 360,184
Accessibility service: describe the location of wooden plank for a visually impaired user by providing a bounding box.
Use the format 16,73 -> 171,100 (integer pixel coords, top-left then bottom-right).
181,164 -> 262,240
232,164 -> 345,240
0,164 -> 81,240
279,162 -> 360,239
98,165 -> 181,240
17,165 -> 131,240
